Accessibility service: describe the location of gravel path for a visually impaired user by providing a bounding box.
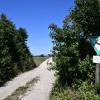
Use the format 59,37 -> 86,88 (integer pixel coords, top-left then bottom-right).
0,57 -> 56,100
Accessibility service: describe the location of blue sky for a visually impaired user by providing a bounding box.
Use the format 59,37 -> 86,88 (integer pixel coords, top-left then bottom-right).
0,0 -> 74,55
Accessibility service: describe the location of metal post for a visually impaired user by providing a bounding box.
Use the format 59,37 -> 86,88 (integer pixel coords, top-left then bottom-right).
95,63 -> 100,84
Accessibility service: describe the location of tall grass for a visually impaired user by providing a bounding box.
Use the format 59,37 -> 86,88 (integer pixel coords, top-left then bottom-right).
50,80 -> 100,100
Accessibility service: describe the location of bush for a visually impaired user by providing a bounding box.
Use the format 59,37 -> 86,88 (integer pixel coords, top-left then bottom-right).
49,18 -> 95,86
95,82 -> 100,94
78,81 -> 100,100
50,80 -> 100,100
77,56 -> 95,83
0,14 -> 36,86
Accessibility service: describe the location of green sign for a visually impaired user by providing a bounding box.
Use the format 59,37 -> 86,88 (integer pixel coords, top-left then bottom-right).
88,36 -> 100,55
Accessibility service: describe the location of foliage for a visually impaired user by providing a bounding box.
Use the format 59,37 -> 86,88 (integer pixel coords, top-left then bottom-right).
49,17 -> 95,86
49,17 -> 79,86
71,0 -> 100,60
77,56 -> 95,83
49,0 -> 100,99
50,81 -> 100,100
0,14 -> 36,86
49,0 -> 100,86
77,81 -> 100,100
71,0 -> 100,36
16,28 -> 36,72
95,82 -> 100,94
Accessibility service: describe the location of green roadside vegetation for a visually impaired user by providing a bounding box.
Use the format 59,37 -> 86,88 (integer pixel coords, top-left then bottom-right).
0,14 -> 36,86
33,56 -> 48,66
50,80 -> 100,100
49,0 -> 100,99
0,13 -> 48,86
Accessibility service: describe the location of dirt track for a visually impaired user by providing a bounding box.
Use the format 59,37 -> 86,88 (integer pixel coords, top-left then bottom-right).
0,58 -> 55,100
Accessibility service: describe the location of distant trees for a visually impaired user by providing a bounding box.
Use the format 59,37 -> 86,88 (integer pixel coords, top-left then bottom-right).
49,0 -> 100,86
39,54 -> 45,57
0,14 -> 36,86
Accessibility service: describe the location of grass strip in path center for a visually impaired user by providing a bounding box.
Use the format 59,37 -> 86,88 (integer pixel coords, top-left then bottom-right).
4,76 -> 40,100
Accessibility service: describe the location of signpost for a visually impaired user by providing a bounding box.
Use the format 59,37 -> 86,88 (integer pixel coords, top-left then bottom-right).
88,36 -> 100,84
93,56 -> 100,63
93,55 -> 100,83
88,36 -> 100,55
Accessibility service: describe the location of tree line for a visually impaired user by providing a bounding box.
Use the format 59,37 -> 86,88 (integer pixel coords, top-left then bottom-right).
0,14 -> 36,86
49,0 -> 100,86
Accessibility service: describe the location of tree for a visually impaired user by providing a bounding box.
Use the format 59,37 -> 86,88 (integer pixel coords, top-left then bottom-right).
16,28 -> 36,71
49,17 -> 80,85
0,14 -> 36,86
49,0 -> 99,86
71,0 -> 100,59
71,0 -> 100,36
0,14 -> 17,85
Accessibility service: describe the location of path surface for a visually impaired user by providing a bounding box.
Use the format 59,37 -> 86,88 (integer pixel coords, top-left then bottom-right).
0,57 -> 56,100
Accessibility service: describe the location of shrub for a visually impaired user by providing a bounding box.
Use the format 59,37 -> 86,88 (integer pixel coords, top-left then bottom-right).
95,82 -> 100,95
50,81 -> 100,100
0,14 -> 36,86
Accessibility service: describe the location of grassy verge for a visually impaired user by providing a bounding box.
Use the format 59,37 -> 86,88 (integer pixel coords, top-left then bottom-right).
4,76 -> 39,100
33,56 -> 48,66
50,80 -> 100,100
